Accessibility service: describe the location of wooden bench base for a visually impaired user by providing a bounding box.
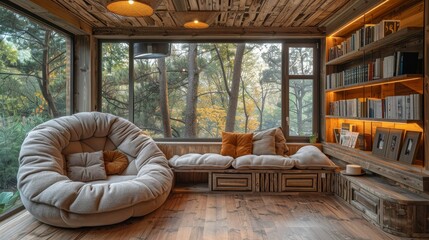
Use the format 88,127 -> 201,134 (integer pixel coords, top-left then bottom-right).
333,173 -> 429,238
173,169 -> 335,194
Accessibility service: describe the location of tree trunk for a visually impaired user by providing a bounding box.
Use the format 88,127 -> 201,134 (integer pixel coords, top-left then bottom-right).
40,30 -> 60,118
184,43 -> 199,137
241,80 -> 249,132
296,82 -> 303,135
225,43 -> 245,132
158,58 -> 172,138
214,44 -> 229,107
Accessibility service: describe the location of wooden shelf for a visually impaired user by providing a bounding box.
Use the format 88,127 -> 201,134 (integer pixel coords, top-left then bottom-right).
326,50 -> 361,66
325,115 -> 422,123
323,142 -> 429,192
326,27 -> 423,66
325,74 -> 423,93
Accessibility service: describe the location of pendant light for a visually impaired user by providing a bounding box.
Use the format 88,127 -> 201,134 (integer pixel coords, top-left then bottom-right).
106,0 -> 155,17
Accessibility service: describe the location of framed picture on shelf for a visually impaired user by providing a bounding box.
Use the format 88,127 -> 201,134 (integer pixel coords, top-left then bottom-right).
398,131 -> 421,164
372,127 -> 390,158
384,129 -> 404,161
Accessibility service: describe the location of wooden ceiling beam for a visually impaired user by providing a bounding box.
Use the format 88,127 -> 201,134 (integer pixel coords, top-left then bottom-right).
93,26 -> 325,39
7,0 -> 92,34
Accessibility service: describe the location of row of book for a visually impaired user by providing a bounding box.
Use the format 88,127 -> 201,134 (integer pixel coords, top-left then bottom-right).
383,51 -> 419,78
328,94 -> 422,120
328,20 -> 400,61
326,51 -> 419,89
326,65 -> 368,89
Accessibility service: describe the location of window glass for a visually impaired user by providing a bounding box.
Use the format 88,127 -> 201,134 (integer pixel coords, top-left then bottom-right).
0,6 -> 71,217
286,44 -> 317,139
289,47 -> 313,75
288,79 -> 314,136
101,42 -> 129,119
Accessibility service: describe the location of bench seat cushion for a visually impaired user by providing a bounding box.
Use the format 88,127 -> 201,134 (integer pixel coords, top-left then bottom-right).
290,145 -> 337,170
169,153 -> 234,170
232,155 -> 295,170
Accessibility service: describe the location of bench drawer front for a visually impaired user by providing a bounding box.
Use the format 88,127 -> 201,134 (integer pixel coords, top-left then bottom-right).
350,183 -> 380,223
281,173 -> 318,192
212,173 -> 252,191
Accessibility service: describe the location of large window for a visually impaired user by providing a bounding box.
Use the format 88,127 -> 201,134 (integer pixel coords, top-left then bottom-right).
100,41 -> 319,140
0,5 -> 72,218
101,42 -> 283,138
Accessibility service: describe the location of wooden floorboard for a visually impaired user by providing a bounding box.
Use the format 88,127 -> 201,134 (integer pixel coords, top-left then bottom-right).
0,193 -> 409,240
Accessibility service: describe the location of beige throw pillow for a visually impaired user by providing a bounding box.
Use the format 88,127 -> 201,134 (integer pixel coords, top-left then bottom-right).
66,151 -> 107,182
290,145 -> 337,170
252,128 -> 277,155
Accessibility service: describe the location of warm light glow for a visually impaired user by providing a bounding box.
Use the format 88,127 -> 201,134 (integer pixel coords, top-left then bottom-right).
330,0 -> 389,37
184,19 -> 209,29
107,0 -> 153,17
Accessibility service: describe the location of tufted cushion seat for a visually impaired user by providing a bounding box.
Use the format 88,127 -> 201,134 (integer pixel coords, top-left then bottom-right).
17,112 -> 173,228
232,155 -> 295,170
169,153 -> 234,170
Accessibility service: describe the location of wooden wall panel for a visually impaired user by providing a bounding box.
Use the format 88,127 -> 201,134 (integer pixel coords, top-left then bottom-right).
74,36 -> 92,113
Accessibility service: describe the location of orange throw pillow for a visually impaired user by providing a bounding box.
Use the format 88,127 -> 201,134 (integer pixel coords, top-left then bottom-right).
221,132 -> 253,158
103,150 -> 128,175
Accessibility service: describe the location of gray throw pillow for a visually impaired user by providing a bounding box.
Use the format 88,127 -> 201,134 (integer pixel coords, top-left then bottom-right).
66,151 -> 107,182
253,128 -> 277,155
274,127 -> 289,155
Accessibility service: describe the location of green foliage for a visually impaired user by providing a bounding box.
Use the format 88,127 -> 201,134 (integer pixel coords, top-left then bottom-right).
0,40 -> 18,69
0,115 -> 46,191
0,191 -> 19,215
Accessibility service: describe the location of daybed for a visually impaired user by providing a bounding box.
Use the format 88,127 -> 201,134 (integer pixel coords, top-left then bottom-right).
17,112 -> 173,228
166,129 -> 337,193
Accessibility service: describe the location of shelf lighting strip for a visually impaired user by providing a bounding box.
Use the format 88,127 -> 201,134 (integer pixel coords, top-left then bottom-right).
330,0 -> 390,37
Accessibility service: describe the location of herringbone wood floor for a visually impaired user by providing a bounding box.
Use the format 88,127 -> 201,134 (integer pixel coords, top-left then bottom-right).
0,193 -> 406,240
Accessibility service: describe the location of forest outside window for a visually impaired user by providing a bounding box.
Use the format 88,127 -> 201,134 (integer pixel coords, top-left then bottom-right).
101,42 -> 282,139
0,4 -> 72,219
100,41 -> 319,140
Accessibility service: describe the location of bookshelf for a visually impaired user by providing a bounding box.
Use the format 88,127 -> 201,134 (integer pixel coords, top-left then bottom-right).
323,0 -> 427,177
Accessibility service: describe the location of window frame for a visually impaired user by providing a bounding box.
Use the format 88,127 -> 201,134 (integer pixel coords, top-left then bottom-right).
282,41 -> 320,142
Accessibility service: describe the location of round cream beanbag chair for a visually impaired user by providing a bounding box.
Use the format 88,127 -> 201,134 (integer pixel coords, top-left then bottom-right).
18,112 -> 173,228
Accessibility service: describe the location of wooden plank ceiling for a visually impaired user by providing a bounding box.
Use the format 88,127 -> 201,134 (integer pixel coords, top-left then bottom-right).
46,0 -> 352,37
